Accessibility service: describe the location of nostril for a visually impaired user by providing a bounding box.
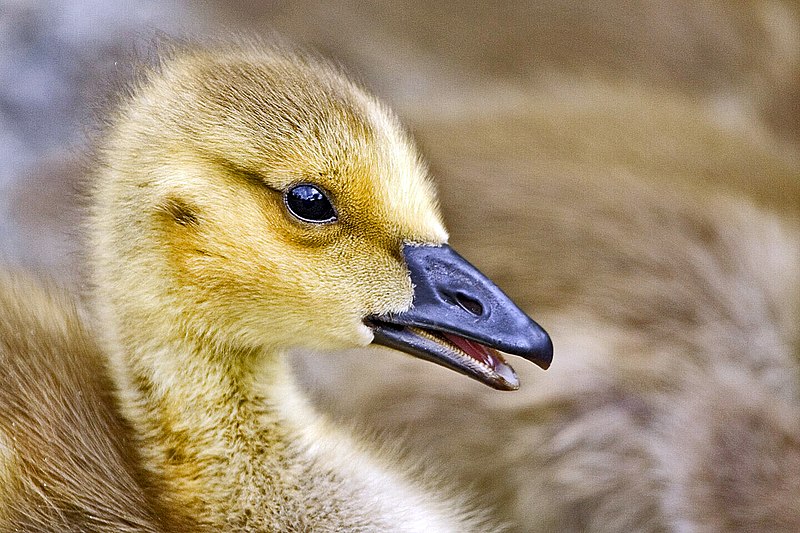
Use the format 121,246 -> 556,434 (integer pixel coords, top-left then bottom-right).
444,291 -> 484,317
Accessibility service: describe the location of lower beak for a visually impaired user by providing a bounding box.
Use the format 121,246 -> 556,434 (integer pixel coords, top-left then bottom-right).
367,243 -> 552,390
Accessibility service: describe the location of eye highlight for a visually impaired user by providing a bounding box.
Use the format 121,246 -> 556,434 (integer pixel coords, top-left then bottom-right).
284,184 -> 337,224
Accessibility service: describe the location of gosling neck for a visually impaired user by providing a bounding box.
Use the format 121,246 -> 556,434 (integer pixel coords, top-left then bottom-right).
110,325 -> 297,528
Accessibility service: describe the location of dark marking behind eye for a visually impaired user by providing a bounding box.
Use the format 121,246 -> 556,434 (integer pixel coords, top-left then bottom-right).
160,197 -> 199,227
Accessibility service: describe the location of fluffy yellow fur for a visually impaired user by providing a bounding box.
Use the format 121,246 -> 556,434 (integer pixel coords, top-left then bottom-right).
87,43 -> 486,531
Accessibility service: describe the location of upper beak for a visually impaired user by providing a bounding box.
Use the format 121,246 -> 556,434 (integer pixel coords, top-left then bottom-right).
367,243 -> 553,390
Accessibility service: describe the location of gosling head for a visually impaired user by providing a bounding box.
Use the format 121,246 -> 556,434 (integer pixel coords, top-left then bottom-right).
91,44 -> 551,390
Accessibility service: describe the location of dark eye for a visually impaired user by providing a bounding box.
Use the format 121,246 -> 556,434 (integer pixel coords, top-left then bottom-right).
284,184 -> 337,223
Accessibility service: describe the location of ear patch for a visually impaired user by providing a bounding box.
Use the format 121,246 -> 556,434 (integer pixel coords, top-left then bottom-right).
160,197 -> 199,227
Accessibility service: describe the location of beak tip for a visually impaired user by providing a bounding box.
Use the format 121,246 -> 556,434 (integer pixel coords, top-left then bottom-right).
521,328 -> 553,370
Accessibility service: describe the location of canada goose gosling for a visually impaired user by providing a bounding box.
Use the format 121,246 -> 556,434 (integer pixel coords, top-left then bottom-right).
89,45 -> 552,530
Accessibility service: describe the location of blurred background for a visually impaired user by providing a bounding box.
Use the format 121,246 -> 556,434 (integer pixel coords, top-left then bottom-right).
2,2 -> 800,531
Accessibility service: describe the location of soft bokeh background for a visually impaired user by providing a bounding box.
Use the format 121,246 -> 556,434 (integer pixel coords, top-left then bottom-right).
2,0 -> 798,283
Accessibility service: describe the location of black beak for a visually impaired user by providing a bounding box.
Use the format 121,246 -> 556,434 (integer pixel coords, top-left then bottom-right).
367,243 -> 553,390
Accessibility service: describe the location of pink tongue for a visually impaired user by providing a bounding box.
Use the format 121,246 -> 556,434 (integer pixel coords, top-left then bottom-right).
441,332 -> 503,370
440,332 -> 520,388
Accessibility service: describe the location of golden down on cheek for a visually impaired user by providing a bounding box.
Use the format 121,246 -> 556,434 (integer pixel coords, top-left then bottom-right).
154,169 -> 412,336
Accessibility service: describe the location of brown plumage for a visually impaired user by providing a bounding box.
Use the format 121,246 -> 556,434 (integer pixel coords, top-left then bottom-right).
0,269 -> 181,532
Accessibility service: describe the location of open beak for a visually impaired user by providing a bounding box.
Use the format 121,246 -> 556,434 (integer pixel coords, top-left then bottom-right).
366,243 -> 552,391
